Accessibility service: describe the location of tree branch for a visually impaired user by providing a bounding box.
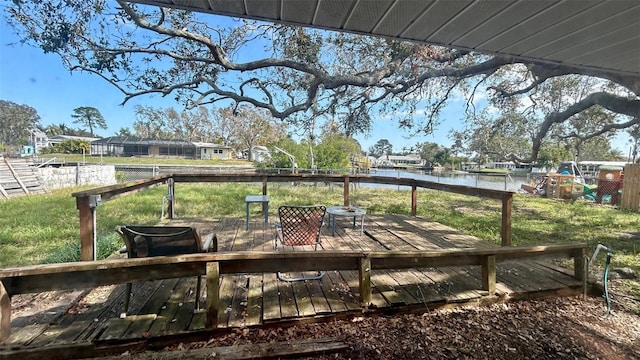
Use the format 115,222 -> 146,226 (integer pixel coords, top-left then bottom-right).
529,92 -> 640,161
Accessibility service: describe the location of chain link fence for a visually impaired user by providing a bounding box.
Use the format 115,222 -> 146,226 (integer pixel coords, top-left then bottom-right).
114,165 -> 259,183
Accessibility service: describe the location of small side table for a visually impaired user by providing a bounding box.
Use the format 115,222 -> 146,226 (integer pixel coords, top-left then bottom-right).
326,205 -> 366,236
245,195 -> 269,230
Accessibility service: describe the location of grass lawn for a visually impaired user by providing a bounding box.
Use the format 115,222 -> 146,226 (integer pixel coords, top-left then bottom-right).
1,182 -> 638,298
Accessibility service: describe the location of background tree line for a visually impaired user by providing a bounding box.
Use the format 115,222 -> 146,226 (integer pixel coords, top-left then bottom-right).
1,99 -> 287,161
3,94 -> 636,169
0,98 -> 365,168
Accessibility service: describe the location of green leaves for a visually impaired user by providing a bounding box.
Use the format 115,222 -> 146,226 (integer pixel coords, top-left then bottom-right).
0,100 -> 41,147
40,21 -> 73,53
71,106 -> 107,137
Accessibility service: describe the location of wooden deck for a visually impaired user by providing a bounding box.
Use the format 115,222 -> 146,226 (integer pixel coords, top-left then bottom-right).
1,214 -> 582,357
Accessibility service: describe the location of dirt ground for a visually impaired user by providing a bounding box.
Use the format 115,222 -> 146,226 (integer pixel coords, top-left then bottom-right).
9,281 -> 640,359
171,294 -> 640,360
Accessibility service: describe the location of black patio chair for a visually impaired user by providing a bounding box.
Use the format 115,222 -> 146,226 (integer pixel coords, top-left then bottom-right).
115,225 -> 217,317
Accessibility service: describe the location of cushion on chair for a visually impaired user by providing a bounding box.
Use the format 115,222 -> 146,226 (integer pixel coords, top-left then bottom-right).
117,225 -> 207,259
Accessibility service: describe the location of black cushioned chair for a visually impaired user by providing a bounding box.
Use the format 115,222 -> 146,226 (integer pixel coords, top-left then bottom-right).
116,225 -> 217,317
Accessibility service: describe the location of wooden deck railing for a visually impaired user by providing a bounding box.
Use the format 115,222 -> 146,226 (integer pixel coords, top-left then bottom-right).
0,243 -> 586,341
71,173 -> 516,261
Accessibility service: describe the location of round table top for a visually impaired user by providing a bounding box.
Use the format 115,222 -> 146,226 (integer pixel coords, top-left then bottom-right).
326,205 -> 366,216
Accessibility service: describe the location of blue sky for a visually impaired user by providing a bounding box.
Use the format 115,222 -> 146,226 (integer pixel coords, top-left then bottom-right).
0,19 -> 178,136
0,15 -> 462,153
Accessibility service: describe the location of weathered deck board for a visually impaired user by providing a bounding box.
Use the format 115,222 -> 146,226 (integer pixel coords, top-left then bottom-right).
291,278 -> 316,317
262,272 -> 281,321
328,219 -> 399,309
144,277 -> 194,337
227,273 -> 249,327
277,277 -> 299,319
125,279 -> 180,338
381,215 -> 494,302
216,274 -> 238,326
2,214 -> 583,355
245,274 -> 264,326
304,276 -> 333,315
318,230 -> 363,309
50,320 -> 93,345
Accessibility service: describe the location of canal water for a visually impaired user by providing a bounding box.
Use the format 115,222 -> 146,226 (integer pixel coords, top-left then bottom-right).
115,165 -> 532,192
364,168 -> 531,192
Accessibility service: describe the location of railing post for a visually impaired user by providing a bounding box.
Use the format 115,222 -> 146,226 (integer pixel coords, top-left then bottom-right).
205,262 -> 220,329
358,256 -> 371,308
481,255 -> 496,294
500,193 -> 513,246
0,281 -> 10,341
262,177 -> 268,219
167,178 -> 175,219
574,248 -> 586,282
411,185 -> 417,216
76,196 -> 95,261
344,175 -> 350,206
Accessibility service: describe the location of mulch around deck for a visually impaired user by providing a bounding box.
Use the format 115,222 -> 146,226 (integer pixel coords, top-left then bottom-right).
1,214 -> 582,356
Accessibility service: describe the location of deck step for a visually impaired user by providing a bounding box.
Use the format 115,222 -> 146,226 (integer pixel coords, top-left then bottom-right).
0,157 -> 47,198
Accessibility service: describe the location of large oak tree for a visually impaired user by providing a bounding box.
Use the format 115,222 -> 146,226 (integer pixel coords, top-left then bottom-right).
6,0 -> 639,163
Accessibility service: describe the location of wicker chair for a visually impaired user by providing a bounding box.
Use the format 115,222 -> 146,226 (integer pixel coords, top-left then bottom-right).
115,225 -> 217,317
274,205 -> 326,282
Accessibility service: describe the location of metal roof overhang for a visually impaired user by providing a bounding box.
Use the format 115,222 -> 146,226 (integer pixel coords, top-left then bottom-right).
126,0 -> 640,80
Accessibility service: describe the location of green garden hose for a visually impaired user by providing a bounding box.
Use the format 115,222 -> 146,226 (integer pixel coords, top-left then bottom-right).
590,243 -> 613,318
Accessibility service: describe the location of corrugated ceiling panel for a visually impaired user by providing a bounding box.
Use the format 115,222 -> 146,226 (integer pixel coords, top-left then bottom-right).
402,0 -> 472,41
172,0 -> 214,11
611,51 -> 640,71
245,0 -> 280,19
540,15 -> 640,60
372,1 -> 433,37
504,3 -> 617,56
566,39 -> 640,71
344,0 -> 394,33
521,1 -> 638,57
281,0 -> 317,23
481,0 -> 596,52
145,0 -> 173,5
428,1 -> 512,45
454,1 -> 554,47
205,0 -> 246,14
313,0 -> 355,28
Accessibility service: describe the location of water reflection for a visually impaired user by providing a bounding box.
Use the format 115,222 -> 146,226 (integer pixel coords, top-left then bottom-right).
364,169 -> 530,191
